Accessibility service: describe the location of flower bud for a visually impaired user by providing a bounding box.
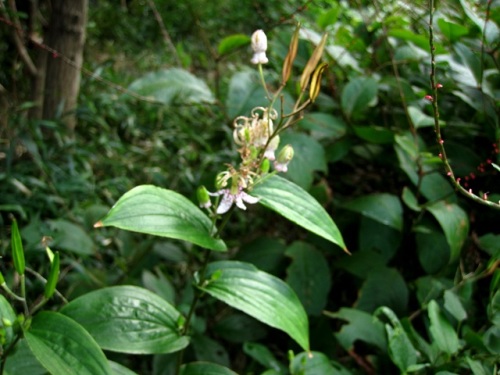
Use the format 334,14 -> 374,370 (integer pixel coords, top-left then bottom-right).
44,251 -> 60,300
251,29 -> 268,64
260,158 -> 270,174
274,145 -> 294,173
197,186 -> 212,209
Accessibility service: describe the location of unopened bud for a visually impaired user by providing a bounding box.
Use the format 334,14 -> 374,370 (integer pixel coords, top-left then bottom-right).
197,186 -> 212,209
274,145 -> 294,173
251,30 -> 268,64
282,24 -> 300,84
44,251 -> 60,299
424,95 -> 433,102
260,158 -> 270,174
2,318 -> 12,327
309,62 -> 328,102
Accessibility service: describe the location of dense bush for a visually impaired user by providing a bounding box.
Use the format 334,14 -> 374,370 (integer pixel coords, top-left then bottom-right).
1,1 -> 499,374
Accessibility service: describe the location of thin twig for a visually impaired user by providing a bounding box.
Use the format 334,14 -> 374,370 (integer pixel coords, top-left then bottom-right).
146,0 -> 182,67
428,0 -> 500,210
0,0 -> 37,75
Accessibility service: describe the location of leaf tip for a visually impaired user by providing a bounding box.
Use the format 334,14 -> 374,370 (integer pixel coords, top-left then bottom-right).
343,247 -> 352,255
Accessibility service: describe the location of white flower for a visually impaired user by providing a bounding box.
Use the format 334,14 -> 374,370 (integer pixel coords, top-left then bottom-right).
264,135 -> 280,161
210,188 -> 260,214
251,29 -> 268,64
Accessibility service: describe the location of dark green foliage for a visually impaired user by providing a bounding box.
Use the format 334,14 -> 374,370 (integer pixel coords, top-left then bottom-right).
1,0 -> 499,374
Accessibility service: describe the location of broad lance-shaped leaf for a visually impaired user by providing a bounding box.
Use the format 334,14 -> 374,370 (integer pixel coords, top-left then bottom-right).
25,311 -> 111,375
95,185 -> 226,252
427,200 -> 469,263
199,261 -> 310,352
252,175 -> 347,252
61,286 -> 189,354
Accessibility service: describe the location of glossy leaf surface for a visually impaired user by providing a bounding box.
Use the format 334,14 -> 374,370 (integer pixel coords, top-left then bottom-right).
199,261 -> 310,351
252,175 -> 347,251
61,286 -> 189,354
25,312 -> 111,375
96,185 -> 226,252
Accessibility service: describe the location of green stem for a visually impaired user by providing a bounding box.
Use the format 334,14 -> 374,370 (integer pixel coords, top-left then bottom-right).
258,63 -> 271,101
20,275 -> 28,316
0,283 -> 24,302
175,208 -> 236,374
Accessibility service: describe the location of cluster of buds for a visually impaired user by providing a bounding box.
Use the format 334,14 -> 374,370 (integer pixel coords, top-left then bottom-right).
198,27 -> 328,215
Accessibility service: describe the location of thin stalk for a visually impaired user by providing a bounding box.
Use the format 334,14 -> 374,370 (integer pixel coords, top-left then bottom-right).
428,0 -> 500,210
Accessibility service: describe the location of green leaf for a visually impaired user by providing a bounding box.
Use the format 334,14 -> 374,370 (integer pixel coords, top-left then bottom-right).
285,242 -> 331,316
217,34 -> 250,55
243,342 -> 287,373
454,43 -> 482,87
290,352 -> 350,375
179,362 -> 238,375
214,314 -> 267,343
60,286 -> 189,354
343,193 -> 403,231
235,237 -> 286,274
353,126 -> 394,144
225,70 -> 264,118
443,290 -> 467,322
10,218 -> 25,275
325,307 -> 387,351
459,0 -> 499,45
252,175 -> 347,251
4,339 -> 47,375
427,201 -> 469,263
385,323 -> 418,373
191,335 -> 229,366
402,187 -> 421,212
317,6 -> 340,30
428,300 -> 460,356
356,267 -> 409,316
483,326 -> 500,354
199,261 -> 310,351
437,18 -> 469,42
488,290 -> 500,326
25,311 -> 111,375
47,219 -> 95,256
279,132 -> 327,190
109,360 -> 139,375
358,217 -> 401,262
0,295 -> 16,347
466,357 -> 489,375
416,225 -> 450,274
96,185 -> 226,252
408,106 -> 446,128
388,29 -> 445,54
142,269 -> 176,304
337,250 -> 388,278
299,112 -> 347,140
127,68 -> 214,104
341,77 -> 378,119
375,307 -> 417,373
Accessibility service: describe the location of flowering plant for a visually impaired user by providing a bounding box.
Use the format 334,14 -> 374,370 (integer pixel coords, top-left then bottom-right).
91,26 -> 347,365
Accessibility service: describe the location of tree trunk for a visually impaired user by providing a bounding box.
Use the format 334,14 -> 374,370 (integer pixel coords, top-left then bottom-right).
42,0 -> 88,135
